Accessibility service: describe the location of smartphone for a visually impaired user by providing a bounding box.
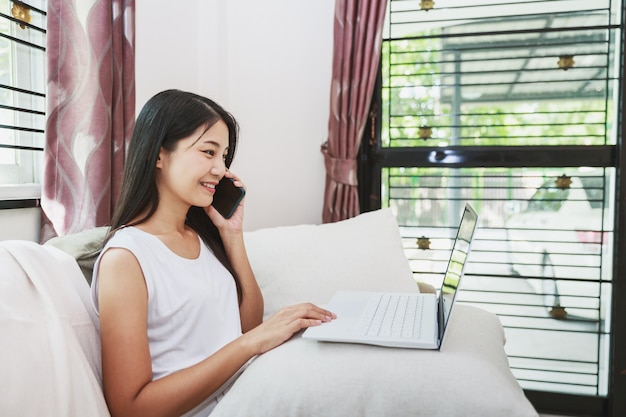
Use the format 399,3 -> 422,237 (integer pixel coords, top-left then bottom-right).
212,177 -> 246,219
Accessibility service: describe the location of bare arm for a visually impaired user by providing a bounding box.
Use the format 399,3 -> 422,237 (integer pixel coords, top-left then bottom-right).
98,248 -> 334,417
98,248 -> 258,417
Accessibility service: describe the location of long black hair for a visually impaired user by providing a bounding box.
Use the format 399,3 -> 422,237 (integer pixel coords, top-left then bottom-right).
108,89 -> 242,301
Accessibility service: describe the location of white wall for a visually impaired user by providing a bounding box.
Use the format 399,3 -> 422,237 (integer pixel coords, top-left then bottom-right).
0,186 -> 41,241
0,0 -> 335,240
136,0 -> 335,231
0,208 -> 40,241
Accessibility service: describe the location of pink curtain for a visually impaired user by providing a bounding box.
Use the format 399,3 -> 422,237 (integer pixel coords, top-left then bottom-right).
41,0 -> 135,241
321,0 -> 387,223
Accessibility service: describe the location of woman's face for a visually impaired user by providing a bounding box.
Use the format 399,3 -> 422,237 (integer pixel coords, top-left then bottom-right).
156,120 -> 230,210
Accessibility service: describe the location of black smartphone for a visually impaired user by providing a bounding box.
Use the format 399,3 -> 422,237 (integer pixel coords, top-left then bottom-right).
212,177 -> 246,219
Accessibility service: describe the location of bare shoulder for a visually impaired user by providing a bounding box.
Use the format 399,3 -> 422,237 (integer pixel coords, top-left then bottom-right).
99,246 -> 139,269
99,247 -> 142,279
97,247 -> 147,302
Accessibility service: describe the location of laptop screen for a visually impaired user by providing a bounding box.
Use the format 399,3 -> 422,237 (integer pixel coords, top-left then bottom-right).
438,204 -> 478,342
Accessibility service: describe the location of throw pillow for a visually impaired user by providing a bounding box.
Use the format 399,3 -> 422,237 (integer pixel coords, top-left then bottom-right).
243,208 -> 418,319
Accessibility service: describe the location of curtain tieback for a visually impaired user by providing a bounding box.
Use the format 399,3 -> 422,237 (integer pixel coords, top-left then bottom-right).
321,143 -> 358,186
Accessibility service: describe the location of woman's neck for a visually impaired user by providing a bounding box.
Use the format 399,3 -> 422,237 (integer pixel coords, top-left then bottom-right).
132,203 -> 191,237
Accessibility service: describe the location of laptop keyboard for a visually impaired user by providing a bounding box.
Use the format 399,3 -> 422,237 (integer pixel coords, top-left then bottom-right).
357,293 -> 425,339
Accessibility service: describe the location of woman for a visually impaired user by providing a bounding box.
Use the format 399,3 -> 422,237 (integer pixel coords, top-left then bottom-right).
91,89 -> 335,417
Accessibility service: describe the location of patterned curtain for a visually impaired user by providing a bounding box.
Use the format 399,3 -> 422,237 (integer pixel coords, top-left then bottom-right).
41,0 -> 135,241
321,0 -> 387,223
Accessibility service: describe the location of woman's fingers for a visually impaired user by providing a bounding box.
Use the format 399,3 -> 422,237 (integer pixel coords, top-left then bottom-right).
306,305 -> 336,322
246,303 -> 337,354
283,303 -> 335,322
222,171 -> 246,191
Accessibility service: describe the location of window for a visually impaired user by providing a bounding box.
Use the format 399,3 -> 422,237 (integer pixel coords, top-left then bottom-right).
361,0 -> 624,414
0,0 -> 46,190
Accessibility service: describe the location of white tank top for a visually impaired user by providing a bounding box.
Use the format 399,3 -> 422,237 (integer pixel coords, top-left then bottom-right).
91,227 -> 243,416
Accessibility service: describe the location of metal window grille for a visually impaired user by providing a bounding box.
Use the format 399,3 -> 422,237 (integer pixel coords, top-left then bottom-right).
0,0 -> 46,186
361,0 -> 624,414
387,167 -> 612,393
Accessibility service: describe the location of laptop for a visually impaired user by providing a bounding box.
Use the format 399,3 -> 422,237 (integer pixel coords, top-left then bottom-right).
302,203 -> 478,350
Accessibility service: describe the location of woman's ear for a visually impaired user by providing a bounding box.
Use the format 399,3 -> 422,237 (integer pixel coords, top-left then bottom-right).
156,147 -> 165,169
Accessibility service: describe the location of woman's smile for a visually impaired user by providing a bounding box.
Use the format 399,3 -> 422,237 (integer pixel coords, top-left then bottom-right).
201,182 -> 217,194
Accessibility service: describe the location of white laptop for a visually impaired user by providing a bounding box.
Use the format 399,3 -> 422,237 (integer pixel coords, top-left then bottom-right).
303,203 -> 478,350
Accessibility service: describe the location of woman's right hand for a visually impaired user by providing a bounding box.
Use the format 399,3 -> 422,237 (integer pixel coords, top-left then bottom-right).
243,303 -> 336,354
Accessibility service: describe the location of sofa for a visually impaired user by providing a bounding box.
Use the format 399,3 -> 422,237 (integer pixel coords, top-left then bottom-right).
0,208 -> 538,417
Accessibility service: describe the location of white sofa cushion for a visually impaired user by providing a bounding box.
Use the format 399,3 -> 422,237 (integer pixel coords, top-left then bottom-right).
214,208 -> 538,417
243,208 -> 419,319
0,241 -> 109,417
211,304 -> 537,417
